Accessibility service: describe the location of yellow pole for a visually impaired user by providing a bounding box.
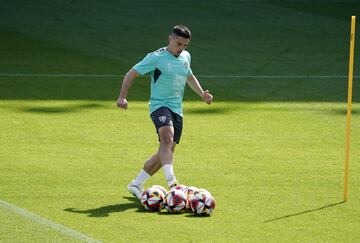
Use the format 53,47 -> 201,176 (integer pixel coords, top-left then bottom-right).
344,16 -> 356,202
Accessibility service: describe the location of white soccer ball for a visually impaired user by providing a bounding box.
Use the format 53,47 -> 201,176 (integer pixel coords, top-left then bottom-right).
181,186 -> 198,210
150,185 -> 168,195
189,189 -> 216,216
164,189 -> 187,213
141,186 -> 166,212
170,184 -> 187,191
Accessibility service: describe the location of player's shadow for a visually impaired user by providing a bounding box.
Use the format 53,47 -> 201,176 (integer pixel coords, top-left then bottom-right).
64,196 -> 144,217
263,201 -> 345,223
19,103 -> 104,114
185,106 -> 232,115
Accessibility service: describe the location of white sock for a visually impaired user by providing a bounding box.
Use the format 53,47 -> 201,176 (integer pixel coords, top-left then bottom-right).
162,164 -> 177,187
132,169 -> 151,186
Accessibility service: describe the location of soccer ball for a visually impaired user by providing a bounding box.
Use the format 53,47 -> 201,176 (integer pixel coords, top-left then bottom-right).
150,185 -> 168,195
181,186 -> 198,210
189,189 -> 216,216
170,184 -> 187,191
141,187 -> 166,212
164,189 -> 187,213
185,186 -> 198,196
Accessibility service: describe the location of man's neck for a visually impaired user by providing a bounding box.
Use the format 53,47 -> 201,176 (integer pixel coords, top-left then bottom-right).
166,46 -> 178,57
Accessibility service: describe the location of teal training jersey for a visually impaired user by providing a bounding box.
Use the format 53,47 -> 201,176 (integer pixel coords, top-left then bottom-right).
132,47 -> 193,117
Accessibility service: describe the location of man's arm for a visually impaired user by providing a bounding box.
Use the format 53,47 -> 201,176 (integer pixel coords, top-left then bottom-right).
187,74 -> 213,104
117,68 -> 139,109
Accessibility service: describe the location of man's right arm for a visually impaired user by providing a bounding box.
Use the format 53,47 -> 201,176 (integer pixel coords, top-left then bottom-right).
117,68 -> 139,109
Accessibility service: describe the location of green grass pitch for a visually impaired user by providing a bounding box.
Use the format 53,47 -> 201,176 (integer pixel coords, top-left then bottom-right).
1,0 -> 360,242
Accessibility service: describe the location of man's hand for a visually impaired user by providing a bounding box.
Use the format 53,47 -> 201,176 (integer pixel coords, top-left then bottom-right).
117,69 -> 139,110
202,90 -> 213,104
117,97 -> 128,109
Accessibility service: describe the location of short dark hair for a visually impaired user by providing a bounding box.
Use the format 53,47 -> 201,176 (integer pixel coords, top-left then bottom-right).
171,25 -> 191,39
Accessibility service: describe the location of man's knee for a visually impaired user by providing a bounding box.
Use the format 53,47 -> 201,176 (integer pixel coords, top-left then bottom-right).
159,126 -> 174,147
160,133 -> 173,146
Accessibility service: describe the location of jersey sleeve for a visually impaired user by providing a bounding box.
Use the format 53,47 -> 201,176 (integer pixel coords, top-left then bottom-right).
187,52 -> 193,76
132,52 -> 159,76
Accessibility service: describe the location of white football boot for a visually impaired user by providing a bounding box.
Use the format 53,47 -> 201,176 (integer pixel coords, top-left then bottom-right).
127,182 -> 144,199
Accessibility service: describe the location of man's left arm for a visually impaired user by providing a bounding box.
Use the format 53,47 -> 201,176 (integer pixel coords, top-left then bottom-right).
186,74 -> 213,104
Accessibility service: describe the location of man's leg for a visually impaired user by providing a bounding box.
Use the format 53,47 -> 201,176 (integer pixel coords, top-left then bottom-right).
128,107 -> 180,198
158,126 -> 178,187
127,144 -> 176,198
143,143 -> 176,175
127,153 -> 158,199
143,151 -> 161,176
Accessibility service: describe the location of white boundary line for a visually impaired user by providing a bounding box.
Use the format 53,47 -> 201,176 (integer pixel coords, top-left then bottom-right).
0,73 -> 358,79
0,199 -> 101,243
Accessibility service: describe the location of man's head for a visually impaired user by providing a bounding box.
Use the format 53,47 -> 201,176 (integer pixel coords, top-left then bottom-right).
167,25 -> 191,57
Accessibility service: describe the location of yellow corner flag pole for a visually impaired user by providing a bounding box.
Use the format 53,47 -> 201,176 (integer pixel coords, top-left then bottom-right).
344,16 -> 356,202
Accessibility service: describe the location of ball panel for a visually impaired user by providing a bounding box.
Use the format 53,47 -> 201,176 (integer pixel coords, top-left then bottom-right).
164,189 -> 186,213
150,185 -> 168,195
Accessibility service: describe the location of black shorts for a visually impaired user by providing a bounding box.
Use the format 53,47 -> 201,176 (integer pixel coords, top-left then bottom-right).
150,107 -> 183,144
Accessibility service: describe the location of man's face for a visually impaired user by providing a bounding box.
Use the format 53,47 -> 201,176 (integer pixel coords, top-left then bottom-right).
168,35 -> 190,56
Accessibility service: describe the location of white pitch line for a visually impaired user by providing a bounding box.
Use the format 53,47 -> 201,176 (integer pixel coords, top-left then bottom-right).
0,73 -> 358,79
0,199 -> 101,243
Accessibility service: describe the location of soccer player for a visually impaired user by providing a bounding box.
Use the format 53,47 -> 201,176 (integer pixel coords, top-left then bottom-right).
117,25 -> 213,199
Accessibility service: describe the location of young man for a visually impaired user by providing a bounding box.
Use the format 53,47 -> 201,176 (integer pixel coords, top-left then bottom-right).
117,25 -> 213,199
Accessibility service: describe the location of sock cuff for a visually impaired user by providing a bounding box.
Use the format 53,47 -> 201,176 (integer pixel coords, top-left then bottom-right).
141,169 -> 151,178
162,164 -> 176,187
132,169 -> 151,186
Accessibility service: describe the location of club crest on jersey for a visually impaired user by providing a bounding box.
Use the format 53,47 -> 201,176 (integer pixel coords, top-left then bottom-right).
159,116 -> 166,123
183,61 -> 189,68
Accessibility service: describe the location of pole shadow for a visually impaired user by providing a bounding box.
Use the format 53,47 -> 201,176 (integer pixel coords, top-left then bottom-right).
331,107 -> 360,116
64,196 -> 144,217
263,201 -> 345,223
